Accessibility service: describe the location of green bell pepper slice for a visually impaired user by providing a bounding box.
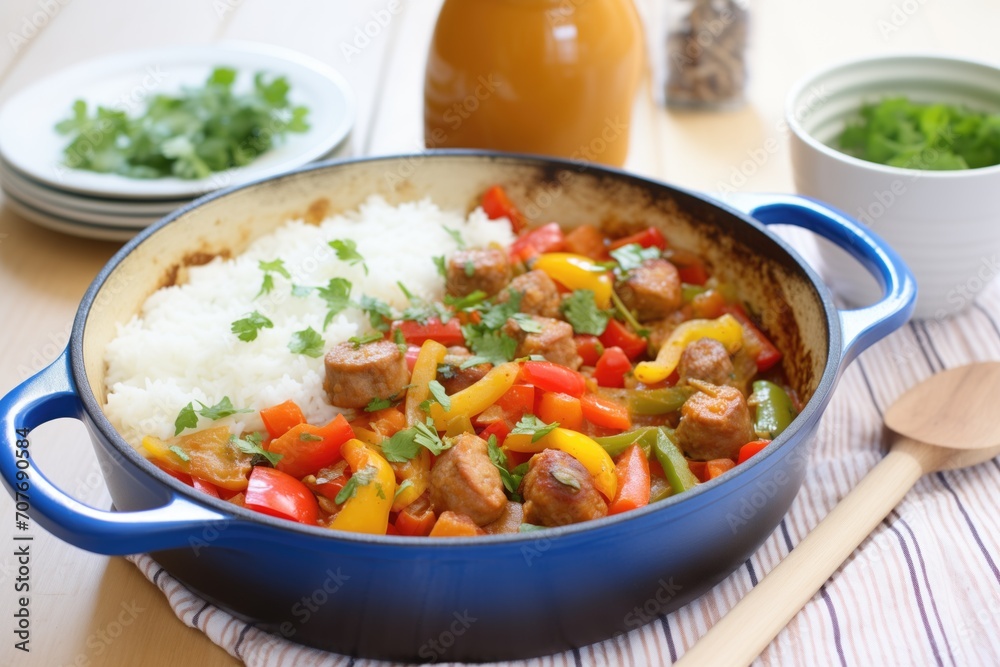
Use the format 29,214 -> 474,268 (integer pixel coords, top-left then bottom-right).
751,380 -> 796,439
628,386 -> 695,416
653,429 -> 700,494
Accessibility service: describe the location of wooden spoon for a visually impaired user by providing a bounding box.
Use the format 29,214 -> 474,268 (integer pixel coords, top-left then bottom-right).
675,362 -> 1000,667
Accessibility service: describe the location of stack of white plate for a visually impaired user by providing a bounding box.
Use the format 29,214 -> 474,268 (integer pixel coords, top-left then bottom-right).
0,43 -> 355,242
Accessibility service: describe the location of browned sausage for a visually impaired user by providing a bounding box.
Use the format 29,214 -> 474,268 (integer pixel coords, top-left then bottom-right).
519,449 -> 608,526
678,338 -> 736,387
616,258 -> 682,322
504,316 -> 582,369
438,347 -> 493,395
446,248 -> 512,298
323,339 -> 409,409
495,270 -> 561,319
483,501 -> 524,535
429,433 -> 507,526
675,380 -> 755,460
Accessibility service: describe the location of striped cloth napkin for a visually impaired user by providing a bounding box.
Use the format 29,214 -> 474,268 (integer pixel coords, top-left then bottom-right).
126,235 -> 1000,666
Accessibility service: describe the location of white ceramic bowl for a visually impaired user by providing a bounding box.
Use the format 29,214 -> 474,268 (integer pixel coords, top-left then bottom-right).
787,54 -> 1000,319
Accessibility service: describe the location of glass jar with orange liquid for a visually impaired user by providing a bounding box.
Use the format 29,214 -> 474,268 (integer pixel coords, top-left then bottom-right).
423,0 -> 644,167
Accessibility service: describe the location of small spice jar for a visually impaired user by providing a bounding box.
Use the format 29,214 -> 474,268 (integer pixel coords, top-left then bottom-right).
662,0 -> 749,109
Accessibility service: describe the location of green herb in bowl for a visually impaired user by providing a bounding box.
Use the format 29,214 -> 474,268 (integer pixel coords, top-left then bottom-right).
55,67 -> 310,180
836,97 -> 1000,170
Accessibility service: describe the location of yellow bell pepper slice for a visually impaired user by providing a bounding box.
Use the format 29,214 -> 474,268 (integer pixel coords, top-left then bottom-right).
142,426 -> 251,491
534,253 -> 613,308
405,339 -> 448,427
329,439 -> 396,535
634,313 -> 743,385
390,449 -> 431,513
429,362 -> 520,430
505,427 -> 618,500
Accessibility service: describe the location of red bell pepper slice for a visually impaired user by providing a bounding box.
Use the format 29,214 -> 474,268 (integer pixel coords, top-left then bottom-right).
479,418 -> 512,446
394,317 -> 465,347
268,414 -> 354,479
721,304 -> 783,372
575,335 -> 605,367
599,319 -> 647,360
521,361 -> 586,397
244,466 -> 320,525
687,460 -> 708,483
608,227 -> 668,251
706,458 -> 736,479
260,400 -> 307,440
580,393 -> 632,430
309,461 -> 351,503
737,439 -> 771,465
495,384 -> 535,423
395,501 -> 437,537
509,223 -> 565,263
608,444 -> 651,515
594,346 -> 632,388
670,250 -> 709,285
481,185 -> 526,234
404,345 -> 421,373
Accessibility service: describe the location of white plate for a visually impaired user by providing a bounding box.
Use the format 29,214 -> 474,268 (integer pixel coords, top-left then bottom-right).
4,193 -> 139,242
0,181 -> 163,227
0,42 -> 354,200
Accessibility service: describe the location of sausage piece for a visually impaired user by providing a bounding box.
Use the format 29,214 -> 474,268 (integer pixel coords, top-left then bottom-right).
678,338 -> 736,387
437,347 -> 493,395
519,449 -> 608,526
675,380 -> 755,461
483,501 -> 525,535
504,316 -> 582,370
495,270 -> 561,319
323,339 -> 409,409
616,258 -> 682,322
446,248 -> 512,298
430,433 -> 507,526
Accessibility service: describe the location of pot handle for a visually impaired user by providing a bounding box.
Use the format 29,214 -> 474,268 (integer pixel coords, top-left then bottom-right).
721,192 -> 916,363
0,350 -> 235,555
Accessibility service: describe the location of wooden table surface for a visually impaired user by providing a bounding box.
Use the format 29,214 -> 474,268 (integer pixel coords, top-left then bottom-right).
1,1 -> 997,665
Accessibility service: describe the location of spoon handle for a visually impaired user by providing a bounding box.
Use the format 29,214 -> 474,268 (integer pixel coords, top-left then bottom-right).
674,438 -> 945,667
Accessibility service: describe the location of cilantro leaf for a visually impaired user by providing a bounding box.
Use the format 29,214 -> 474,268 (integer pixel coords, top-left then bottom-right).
168,445 -> 190,462
231,310 -> 274,342
610,243 -> 660,274
358,295 -> 393,332
257,274 -> 275,298
259,258 -> 291,279
444,290 -> 487,311
349,332 -> 384,348
436,363 -> 458,380
289,327 -> 325,357
174,402 -> 198,436
414,419 -> 450,455
510,312 -> 543,333
317,278 -> 352,328
461,327 -> 518,366
464,261 -> 476,277
230,431 -> 282,467
365,397 -> 393,412
335,464 -> 378,504
551,469 -> 582,491
486,436 -> 521,499
432,255 -> 447,278
394,478 -> 414,500
397,281 -> 446,324
291,284 -> 314,298
380,428 -> 421,462
329,239 -> 368,275
197,396 -> 253,421
375,482 -> 386,500
510,414 -> 559,443
561,289 -> 610,336
443,226 -> 466,249
427,380 -> 452,412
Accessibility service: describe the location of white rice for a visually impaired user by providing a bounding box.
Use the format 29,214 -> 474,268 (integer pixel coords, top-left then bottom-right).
104,196 -> 515,447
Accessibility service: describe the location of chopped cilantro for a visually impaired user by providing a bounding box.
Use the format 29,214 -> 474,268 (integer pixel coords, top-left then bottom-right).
551,469 -> 582,491
432,255 -> 447,278
519,523 -> 546,533
397,281 -> 446,324
414,419 -> 450,455
358,294 -> 393,332
610,243 -> 660,274
174,396 -> 252,435
329,239 -> 368,275
317,277 -> 352,328
174,403 -> 199,435
561,289 -> 610,336
231,310 -> 274,342
443,226 -> 466,248
444,290 -> 487,311
510,312 -> 543,333
375,482 -> 386,500
464,261 -> 475,277
436,363 -> 458,380
230,431 -> 282,467
291,284 -> 314,298
427,380 -> 452,412
335,464 -> 378,504
365,397 -> 393,412
510,414 -> 559,443
460,327 -> 518,366
393,327 -> 406,352
299,432 -> 323,442
289,327 -> 325,357
487,435 -> 524,499
609,289 -> 650,339
380,427 -> 421,462
168,445 -> 190,463
256,259 -> 291,298
349,332 -> 383,348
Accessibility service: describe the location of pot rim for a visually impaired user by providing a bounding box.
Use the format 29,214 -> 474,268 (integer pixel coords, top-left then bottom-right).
70,149 -> 843,548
